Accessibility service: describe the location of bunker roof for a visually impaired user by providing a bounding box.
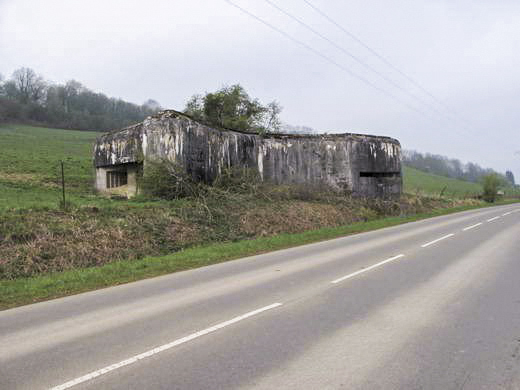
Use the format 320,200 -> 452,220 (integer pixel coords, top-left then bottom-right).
99,109 -> 401,146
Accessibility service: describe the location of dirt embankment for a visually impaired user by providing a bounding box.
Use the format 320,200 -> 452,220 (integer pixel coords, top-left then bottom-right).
0,192 -> 480,280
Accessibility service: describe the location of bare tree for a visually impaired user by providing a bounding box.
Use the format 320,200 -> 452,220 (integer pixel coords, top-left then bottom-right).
11,67 -> 46,104
62,80 -> 83,113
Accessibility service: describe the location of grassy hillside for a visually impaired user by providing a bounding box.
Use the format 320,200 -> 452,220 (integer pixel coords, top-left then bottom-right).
403,166 -> 482,197
403,166 -> 520,198
0,124 -> 100,210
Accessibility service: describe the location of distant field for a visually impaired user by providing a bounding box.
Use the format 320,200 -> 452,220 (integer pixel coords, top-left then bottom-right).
403,166 -> 520,198
0,124 -> 101,210
402,166 -> 483,197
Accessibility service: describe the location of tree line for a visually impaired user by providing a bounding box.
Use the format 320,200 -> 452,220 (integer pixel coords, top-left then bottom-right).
0,67 -> 161,131
402,149 -> 515,186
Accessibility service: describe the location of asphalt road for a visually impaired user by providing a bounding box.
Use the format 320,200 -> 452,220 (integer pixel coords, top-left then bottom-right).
1,204 -> 520,389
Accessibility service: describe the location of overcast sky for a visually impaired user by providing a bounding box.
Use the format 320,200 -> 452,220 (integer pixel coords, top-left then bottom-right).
1,0 -> 519,178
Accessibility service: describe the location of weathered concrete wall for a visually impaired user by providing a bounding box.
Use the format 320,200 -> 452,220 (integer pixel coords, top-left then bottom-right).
94,110 -> 402,198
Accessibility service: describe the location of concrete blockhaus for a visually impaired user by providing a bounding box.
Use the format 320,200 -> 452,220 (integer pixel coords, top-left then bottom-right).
93,110 -> 402,198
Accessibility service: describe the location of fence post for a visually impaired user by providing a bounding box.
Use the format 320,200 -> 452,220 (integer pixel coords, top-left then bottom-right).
61,160 -> 66,208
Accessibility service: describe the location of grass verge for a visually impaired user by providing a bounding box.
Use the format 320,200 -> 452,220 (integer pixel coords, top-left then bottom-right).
1,199 -> 518,310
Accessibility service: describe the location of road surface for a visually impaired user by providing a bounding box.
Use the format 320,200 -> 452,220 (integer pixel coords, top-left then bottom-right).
1,204 -> 520,389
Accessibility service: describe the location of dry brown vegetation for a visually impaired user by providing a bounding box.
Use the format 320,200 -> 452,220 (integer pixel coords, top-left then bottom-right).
0,186 -> 479,280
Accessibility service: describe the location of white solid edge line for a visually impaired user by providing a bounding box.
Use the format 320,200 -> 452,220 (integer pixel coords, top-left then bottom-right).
421,233 -> 455,248
331,254 -> 405,284
487,216 -> 500,222
49,303 -> 283,390
463,222 -> 483,231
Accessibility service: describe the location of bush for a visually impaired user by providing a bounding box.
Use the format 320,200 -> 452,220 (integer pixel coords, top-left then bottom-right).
140,159 -> 198,200
482,173 -> 502,203
213,167 -> 262,194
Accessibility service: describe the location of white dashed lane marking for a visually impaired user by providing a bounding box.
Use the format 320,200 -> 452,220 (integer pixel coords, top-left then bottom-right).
331,254 -> 405,284
50,303 -> 283,390
421,234 -> 455,248
463,223 -> 482,231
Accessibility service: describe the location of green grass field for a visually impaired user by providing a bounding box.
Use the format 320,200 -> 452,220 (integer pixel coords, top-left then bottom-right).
0,124 -> 110,210
402,166 -> 483,197
403,166 -> 520,198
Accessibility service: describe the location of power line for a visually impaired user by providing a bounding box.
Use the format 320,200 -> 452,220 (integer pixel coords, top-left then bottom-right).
263,0 -> 448,120
301,0 -> 474,129
224,0 -> 435,120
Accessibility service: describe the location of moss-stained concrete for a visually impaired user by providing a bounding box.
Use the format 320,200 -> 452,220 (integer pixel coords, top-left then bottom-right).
94,110 -> 402,197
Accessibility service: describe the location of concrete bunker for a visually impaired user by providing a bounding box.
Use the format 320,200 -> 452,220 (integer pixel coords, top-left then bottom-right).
93,110 -> 402,198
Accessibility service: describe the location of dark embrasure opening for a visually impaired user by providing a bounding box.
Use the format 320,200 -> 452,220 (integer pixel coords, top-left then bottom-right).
359,171 -> 401,178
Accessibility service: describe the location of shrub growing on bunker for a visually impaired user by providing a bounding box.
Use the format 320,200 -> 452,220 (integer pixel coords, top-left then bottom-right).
183,84 -> 281,134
